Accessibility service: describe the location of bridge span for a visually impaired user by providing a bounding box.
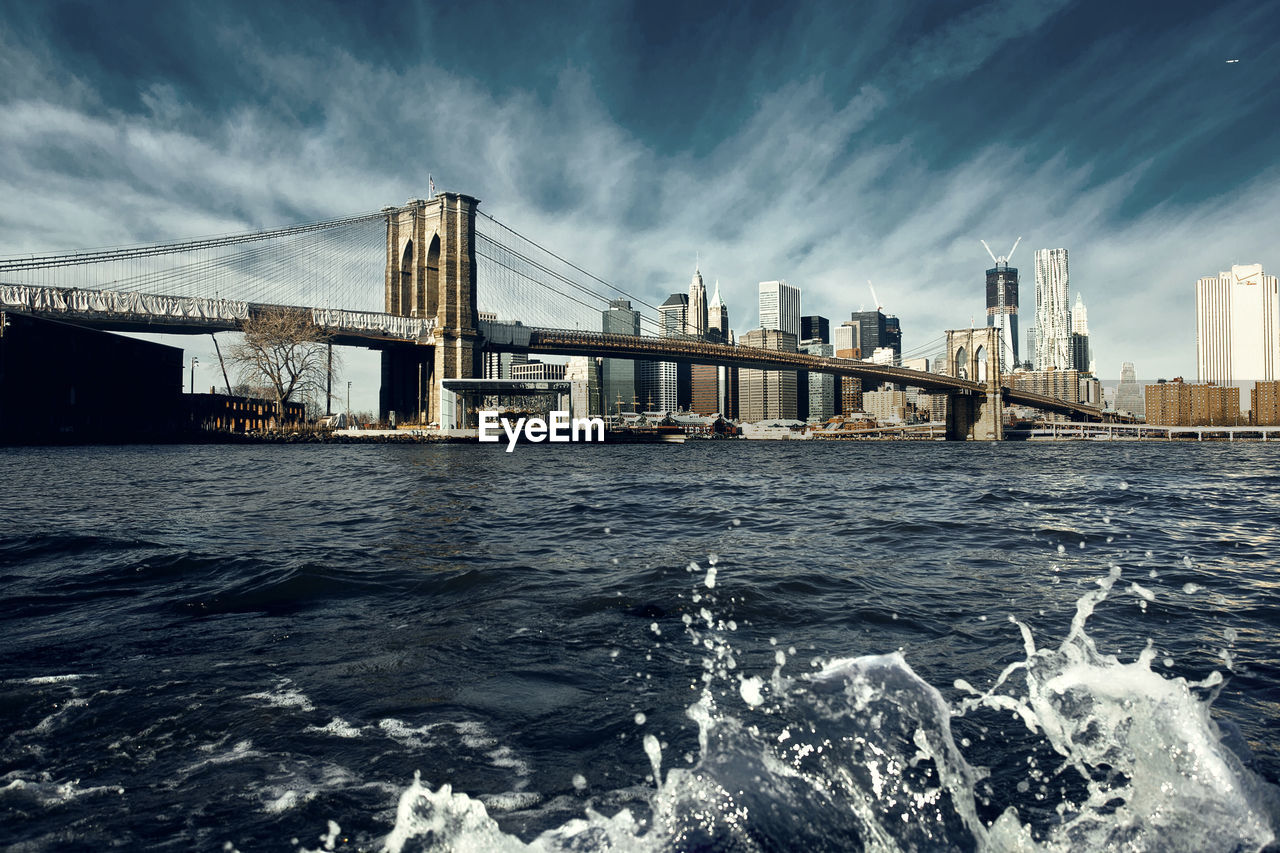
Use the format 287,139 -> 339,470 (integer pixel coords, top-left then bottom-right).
485,323 -> 1112,424
3,191 -> 1117,438
483,323 -> 981,392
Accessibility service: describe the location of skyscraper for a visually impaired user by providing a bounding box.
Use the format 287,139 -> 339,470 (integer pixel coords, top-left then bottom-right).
601,299 -> 639,414
1070,292 -> 1092,374
801,315 -> 829,345
1113,362 -> 1143,416
801,340 -> 835,420
1034,248 -> 1071,370
709,281 -> 729,342
687,264 -> 708,339
832,321 -> 859,357
709,281 -> 734,416
649,293 -> 691,410
982,239 -> 1021,371
685,265 -> 715,412
759,281 -> 800,340
883,315 -> 902,364
1071,292 -> 1089,336
832,321 -> 862,415
740,329 -> 798,421
658,293 -> 688,336
1196,264 -> 1280,384
849,309 -> 900,390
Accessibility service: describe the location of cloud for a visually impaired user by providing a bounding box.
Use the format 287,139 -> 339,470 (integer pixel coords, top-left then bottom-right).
1,0 -> 1277,417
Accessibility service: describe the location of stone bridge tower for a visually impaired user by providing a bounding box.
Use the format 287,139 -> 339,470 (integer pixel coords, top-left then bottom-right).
944,326 -> 1004,440
380,193 -> 481,424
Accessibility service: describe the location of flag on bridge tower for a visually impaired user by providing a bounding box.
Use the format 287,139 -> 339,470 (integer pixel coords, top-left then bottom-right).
429,174 -> 436,198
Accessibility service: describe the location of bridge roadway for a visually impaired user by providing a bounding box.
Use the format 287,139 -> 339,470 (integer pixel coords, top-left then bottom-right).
1,283 -> 1111,422
487,325 -> 1112,422
0,283 -> 435,350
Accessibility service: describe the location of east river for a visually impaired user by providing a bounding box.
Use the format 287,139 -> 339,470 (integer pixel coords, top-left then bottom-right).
2,442 -> 1278,851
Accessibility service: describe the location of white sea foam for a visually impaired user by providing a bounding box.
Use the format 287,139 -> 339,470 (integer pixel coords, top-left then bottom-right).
377,718 -> 444,748
265,789 -> 310,814
1,776 -> 124,805
366,559 -> 1280,852
244,681 -> 315,712
479,791 -> 543,812
18,674 -> 89,685
180,739 -> 261,776
306,717 -> 363,738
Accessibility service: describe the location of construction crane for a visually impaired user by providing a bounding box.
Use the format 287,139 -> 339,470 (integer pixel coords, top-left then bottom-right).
867,280 -> 882,312
981,236 -> 1021,268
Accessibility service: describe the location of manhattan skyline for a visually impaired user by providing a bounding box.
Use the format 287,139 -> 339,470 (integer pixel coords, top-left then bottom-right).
1,0 -> 1277,410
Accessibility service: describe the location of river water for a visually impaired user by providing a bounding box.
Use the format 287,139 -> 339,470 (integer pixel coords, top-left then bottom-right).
2,442 -> 1279,851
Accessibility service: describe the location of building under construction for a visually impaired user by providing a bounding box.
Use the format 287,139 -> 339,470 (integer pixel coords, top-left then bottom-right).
982,238 -> 1021,371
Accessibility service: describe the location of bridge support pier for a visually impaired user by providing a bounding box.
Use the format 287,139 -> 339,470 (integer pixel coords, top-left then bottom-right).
945,389 -> 1004,441
944,327 -> 1004,441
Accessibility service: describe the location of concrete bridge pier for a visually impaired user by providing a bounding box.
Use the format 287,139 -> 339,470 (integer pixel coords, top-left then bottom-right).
944,327 -> 1004,441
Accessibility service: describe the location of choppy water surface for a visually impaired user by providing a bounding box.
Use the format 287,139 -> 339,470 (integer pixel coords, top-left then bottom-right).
2,442 -> 1279,851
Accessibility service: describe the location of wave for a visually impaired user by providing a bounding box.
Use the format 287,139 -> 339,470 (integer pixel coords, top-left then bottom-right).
377,562 -> 1280,852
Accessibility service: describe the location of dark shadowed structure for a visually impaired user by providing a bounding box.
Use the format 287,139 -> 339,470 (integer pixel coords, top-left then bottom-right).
0,312 -> 182,443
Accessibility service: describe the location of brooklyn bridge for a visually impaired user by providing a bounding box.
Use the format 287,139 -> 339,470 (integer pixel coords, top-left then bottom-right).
0,192 -> 1117,440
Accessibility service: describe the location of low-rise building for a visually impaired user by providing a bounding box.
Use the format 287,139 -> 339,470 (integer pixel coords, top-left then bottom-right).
1144,379 -> 1239,426
1145,379 -> 1191,425
1253,381 -> 1280,425
1009,368 -> 1084,403
1191,383 -> 1241,425
511,361 -> 567,382
190,393 -> 306,432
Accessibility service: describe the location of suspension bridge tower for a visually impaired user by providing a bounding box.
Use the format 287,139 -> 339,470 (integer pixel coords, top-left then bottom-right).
380,192 -> 481,424
945,326 -> 1004,440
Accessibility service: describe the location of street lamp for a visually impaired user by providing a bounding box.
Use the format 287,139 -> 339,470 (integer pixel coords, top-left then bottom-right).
189,356 -> 200,394
346,381 -> 351,421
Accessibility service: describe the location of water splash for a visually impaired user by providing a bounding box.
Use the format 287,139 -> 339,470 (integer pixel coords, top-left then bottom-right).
375,562 -> 1280,852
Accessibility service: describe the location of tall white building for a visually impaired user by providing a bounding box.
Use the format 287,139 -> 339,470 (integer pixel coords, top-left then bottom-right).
1197,263 -> 1280,383
1034,248 -> 1071,370
1071,292 -> 1089,336
758,280 -> 800,340
1071,292 -> 1093,374
832,321 -> 859,356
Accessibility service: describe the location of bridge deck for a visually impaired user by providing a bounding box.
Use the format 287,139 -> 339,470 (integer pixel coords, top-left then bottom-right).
2,282 -> 1112,421
0,283 -> 434,349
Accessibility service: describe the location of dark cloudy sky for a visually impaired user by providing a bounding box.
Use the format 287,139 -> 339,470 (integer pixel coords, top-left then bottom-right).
2,0 -> 1278,404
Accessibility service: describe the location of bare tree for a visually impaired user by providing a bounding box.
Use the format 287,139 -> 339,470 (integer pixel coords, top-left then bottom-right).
227,308 -> 337,419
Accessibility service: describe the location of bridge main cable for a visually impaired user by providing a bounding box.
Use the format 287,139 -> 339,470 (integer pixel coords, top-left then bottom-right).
0,210 -> 388,273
